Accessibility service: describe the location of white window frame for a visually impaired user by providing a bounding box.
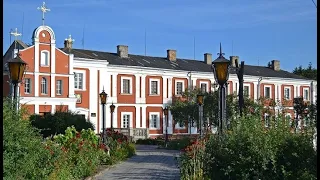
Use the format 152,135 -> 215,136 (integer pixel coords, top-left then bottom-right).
41,77 -> 48,95
56,80 -> 63,95
285,113 -> 292,126
284,87 -> 291,100
24,78 -> 31,94
243,84 -> 251,97
175,121 -> 186,129
74,69 -> 86,91
40,50 -> 50,66
264,85 -> 272,99
200,81 -> 209,93
149,112 -> 160,130
121,112 -> 133,128
149,78 -> 160,95
121,76 -> 132,94
264,113 -> 270,127
175,80 -> 185,95
303,88 -> 310,101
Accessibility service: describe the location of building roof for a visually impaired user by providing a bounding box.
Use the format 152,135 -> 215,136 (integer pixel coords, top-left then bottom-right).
60,48 -> 310,80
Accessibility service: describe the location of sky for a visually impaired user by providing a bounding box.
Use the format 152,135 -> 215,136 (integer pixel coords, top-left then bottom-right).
3,0 -> 317,72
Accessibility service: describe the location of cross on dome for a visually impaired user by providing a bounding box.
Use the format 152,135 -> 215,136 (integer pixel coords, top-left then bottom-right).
65,35 -> 75,43
37,2 -> 50,26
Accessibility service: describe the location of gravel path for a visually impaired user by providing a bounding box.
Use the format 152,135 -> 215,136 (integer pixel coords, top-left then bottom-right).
94,145 -> 181,180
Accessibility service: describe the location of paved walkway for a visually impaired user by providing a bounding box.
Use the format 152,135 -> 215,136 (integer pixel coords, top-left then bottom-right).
94,145 -> 181,180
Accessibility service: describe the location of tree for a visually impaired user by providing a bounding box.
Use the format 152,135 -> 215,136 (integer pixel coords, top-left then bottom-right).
169,87 -> 262,131
293,62 -> 317,80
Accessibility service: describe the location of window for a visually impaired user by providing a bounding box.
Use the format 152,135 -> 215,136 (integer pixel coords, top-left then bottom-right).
123,79 -> 130,94
176,81 -> 183,95
41,77 -> 48,94
176,121 -> 185,129
264,86 -> 271,99
150,80 -> 159,95
24,78 -> 31,94
40,51 -> 49,66
244,85 -> 250,97
284,87 -> 290,100
200,83 -> 207,93
303,88 -> 309,100
264,114 -> 270,127
122,114 -> 130,128
150,114 -> 158,128
56,80 -> 62,95
285,114 -> 292,126
74,73 -> 83,90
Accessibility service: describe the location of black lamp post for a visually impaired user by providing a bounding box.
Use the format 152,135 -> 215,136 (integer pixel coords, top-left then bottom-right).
163,107 -> 169,147
212,43 -> 230,136
197,94 -> 204,138
7,54 -> 27,111
99,89 -> 108,144
110,102 -> 115,131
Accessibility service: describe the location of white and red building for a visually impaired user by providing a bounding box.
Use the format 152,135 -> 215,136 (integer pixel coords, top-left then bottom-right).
3,24 -> 317,136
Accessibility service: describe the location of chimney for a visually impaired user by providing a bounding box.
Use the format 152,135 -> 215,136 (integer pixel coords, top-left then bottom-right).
117,45 -> 128,58
230,56 -> 239,67
204,53 -> 212,65
270,60 -> 280,71
167,49 -> 176,61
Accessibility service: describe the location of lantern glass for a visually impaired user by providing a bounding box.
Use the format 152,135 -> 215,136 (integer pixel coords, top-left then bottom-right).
110,103 -> 115,112
197,94 -> 204,105
213,62 -> 229,86
99,91 -> 107,104
163,107 -> 168,116
8,56 -> 27,83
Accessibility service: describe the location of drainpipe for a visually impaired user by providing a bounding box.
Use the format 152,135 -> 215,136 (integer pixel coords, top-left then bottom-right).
311,81 -> 314,105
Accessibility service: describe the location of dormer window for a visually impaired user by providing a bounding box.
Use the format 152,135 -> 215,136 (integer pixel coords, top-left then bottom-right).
40,51 -> 49,66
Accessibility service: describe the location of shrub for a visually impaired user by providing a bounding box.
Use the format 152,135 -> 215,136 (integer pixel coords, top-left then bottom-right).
135,138 -> 163,145
166,137 -> 193,150
30,110 -> 94,138
202,116 -> 316,180
3,100 -> 52,179
53,126 -> 105,179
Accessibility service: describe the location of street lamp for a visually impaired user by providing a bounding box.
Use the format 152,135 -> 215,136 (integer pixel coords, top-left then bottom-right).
99,89 -> 108,144
7,54 -> 27,111
163,107 -> 169,147
211,43 -> 230,136
110,102 -> 115,130
197,94 -> 204,138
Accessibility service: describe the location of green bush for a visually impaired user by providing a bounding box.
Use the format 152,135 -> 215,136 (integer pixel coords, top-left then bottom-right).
166,137 -> 193,150
30,110 -> 94,138
202,116 -> 317,180
3,100 -> 52,179
53,126 -> 105,179
135,138 -> 163,145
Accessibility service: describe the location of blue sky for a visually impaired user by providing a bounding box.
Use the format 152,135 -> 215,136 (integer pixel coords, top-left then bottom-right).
3,0 -> 317,72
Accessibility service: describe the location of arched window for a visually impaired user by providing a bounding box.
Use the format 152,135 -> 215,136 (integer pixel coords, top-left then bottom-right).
40,51 -> 49,66
41,77 -> 48,94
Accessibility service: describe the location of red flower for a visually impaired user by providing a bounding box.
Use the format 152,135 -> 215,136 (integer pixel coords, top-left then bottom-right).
76,132 -> 81,138
117,139 -> 122,143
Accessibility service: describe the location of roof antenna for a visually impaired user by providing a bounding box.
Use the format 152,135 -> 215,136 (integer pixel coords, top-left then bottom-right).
193,36 -> 196,60
21,12 -> 24,41
81,24 -> 85,49
9,28 -> 13,46
144,28 -> 147,56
